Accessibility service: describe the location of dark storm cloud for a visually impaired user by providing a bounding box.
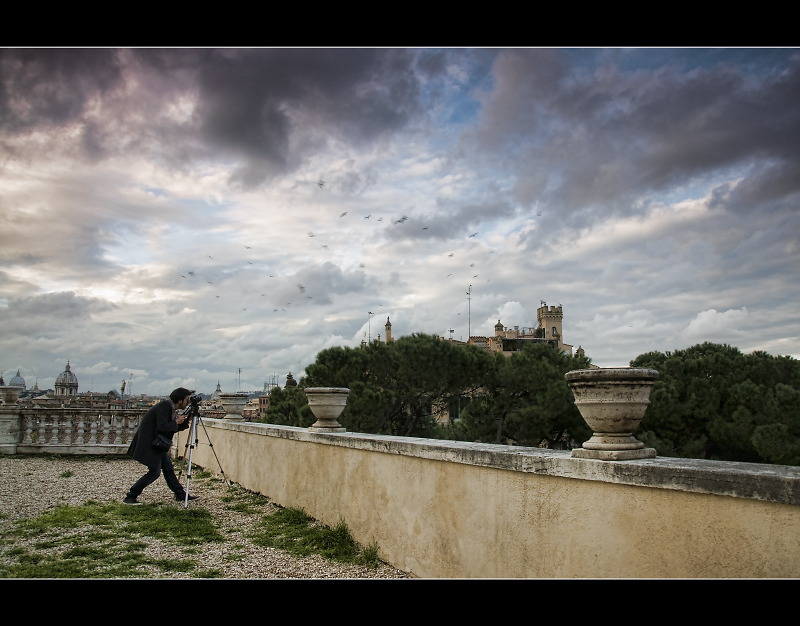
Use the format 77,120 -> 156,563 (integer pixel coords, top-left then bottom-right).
0,49 -> 123,133
1,49 -> 424,185
184,48 -> 421,186
0,291 -> 116,336
467,49 -> 800,221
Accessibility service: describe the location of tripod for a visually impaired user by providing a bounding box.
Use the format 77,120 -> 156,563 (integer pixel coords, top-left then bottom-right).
177,402 -> 229,508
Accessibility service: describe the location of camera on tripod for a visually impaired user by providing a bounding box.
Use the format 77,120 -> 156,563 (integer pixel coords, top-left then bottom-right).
183,393 -> 202,417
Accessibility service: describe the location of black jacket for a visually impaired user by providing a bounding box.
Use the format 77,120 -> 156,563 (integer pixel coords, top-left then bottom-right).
127,399 -> 190,467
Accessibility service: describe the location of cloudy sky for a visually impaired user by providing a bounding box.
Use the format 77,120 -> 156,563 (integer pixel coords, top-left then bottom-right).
1,48 -> 798,396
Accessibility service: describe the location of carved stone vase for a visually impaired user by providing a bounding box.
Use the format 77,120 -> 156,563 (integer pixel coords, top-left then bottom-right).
0,386 -> 22,406
565,368 -> 659,460
218,392 -> 249,422
305,388 -> 349,433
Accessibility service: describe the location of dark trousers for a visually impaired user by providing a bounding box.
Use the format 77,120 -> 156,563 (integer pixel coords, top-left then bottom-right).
127,452 -> 185,499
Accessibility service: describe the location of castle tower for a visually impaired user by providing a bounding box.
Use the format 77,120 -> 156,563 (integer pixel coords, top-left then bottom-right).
494,320 -> 505,337
537,305 -> 563,345
385,317 -> 393,343
536,304 -> 572,355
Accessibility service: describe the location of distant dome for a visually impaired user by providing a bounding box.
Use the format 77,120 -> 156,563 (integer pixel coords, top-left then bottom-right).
9,370 -> 26,390
55,362 -> 79,397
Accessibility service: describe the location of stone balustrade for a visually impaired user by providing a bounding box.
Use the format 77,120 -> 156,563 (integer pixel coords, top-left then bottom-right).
0,408 -> 146,454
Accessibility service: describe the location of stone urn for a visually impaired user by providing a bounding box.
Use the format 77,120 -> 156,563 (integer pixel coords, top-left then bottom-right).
305,388 -> 349,433
565,368 -> 659,460
0,386 -> 22,407
218,392 -> 249,422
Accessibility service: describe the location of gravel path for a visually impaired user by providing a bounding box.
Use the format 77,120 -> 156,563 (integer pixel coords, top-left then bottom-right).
0,454 -> 411,579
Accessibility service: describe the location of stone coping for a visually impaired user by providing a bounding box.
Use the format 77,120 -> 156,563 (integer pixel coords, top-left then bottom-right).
196,419 -> 800,506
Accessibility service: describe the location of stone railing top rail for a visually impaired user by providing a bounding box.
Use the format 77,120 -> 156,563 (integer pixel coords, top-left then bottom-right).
198,419 -> 800,506
13,408 -> 148,415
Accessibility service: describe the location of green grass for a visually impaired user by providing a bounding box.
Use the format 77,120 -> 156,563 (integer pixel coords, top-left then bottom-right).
0,499 -> 224,578
0,461 -> 385,577
59,471 -> 74,478
221,485 -> 272,514
249,507 -> 382,567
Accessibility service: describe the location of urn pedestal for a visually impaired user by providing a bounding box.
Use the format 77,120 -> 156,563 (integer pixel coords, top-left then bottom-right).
565,368 -> 659,461
0,386 -> 22,406
305,388 -> 349,433
0,386 -> 22,454
218,393 -> 249,422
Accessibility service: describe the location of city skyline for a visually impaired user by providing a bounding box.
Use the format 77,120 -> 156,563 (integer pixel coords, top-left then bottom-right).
1,48 -> 798,395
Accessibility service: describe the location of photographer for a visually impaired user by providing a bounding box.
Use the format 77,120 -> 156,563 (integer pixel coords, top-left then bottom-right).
124,387 -> 199,505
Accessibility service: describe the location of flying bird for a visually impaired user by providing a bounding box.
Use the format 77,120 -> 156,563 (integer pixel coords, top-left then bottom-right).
207,281 -> 212,284
447,274 -> 453,277
340,212 -> 347,218
473,275 -> 478,278
208,255 -> 213,258
308,232 -> 315,237
247,262 -> 253,264
469,233 -> 477,238
448,253 -> 454,257
245,246 -> 251,249
377,218 -> 383,222
188,271 -> 195,276
181,275 -> 186,279
359,263 -> 365,268
365,215 -> 371,219
422,227 -> 428,230
470,263 -> 475,267
297,284 -> 305,293
322,245 -> 328,249
318,180 -> 325,188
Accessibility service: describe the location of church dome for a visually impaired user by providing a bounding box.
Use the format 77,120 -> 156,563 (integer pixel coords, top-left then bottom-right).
55,362 -> 79,396
9,370 -> 26,389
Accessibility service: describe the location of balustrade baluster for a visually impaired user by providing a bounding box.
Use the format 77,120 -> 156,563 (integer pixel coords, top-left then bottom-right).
65,414 -> 75,446
54,414 -> 64,444
45,415 -> 55,444
77,416 -> 85,446
22,414 -> 34,445
114,414 -> 124,444
102,414 -> 111,445
89,415 -> 99,445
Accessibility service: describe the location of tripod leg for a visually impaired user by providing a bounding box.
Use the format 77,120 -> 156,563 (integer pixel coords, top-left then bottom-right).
184,417 -> 199,509
176,423 -> 193,484
196,416 -> 229,486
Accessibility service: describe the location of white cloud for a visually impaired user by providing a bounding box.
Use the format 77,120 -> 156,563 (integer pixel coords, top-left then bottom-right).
681,307 -> 749,343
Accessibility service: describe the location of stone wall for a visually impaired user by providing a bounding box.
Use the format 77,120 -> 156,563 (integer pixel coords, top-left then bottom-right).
174,420 -> 800,578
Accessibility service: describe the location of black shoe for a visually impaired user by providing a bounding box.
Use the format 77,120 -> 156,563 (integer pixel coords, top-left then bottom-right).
176,494 -> 199,501
123,496 -> 141,505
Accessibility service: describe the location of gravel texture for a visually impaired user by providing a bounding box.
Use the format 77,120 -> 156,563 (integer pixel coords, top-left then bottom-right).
0,454 -> 412,579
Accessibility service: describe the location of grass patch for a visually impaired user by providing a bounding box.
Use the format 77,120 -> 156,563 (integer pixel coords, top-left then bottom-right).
221,485 -> 271,514
249,507 -> 382,567
0,499 -> 224,579
59,471 -> 74,478
195,568 -> 223,578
